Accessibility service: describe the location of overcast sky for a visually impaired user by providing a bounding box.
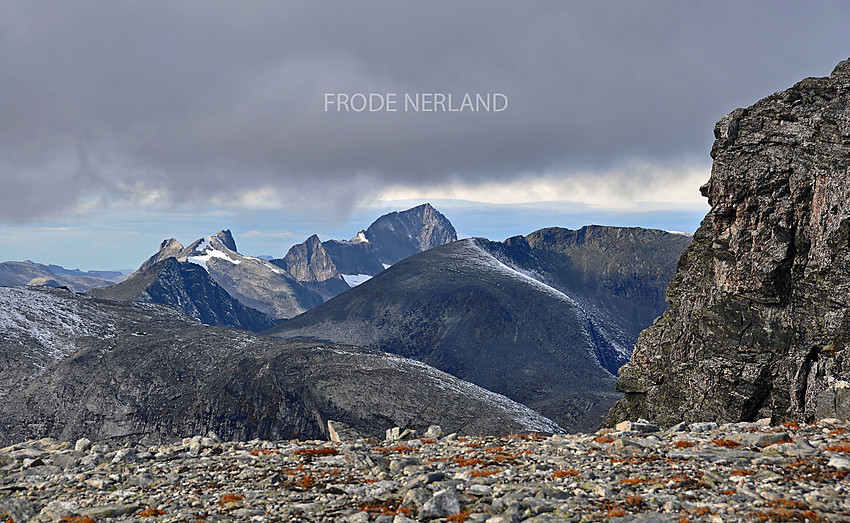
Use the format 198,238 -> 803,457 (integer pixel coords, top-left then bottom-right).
2,1 -> 849,269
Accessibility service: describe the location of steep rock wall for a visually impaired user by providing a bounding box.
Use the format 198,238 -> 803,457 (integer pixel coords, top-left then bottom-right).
608,58 -> 850,426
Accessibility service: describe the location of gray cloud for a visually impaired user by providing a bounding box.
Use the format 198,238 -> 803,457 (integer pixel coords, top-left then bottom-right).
1,1 -> 849,220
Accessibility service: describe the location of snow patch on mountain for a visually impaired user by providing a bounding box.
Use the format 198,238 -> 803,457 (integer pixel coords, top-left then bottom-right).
342,274 -> 372,287
187,248 -> 242,269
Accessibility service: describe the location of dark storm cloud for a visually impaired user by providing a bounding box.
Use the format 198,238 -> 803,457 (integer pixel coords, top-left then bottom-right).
1,1 -> 848,220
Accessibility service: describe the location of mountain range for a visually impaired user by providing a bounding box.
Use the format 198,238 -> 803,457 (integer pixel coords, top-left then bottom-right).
91,204 -> 457,331
2,203 -> 691,432
268,226 -> 691,431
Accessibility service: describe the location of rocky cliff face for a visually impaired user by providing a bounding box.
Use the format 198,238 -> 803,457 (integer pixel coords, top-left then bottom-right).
365,203 -> 457,264
0,286 -> 560,445
608,58 -> 850,427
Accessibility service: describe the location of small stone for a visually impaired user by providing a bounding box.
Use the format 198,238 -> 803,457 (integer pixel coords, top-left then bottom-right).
386,427 -> 401,441
418,487 -> 461,520
39,500 -> 79,520
74,438 -> 92,453
665,421 -> 689,433
79,503 -> 140,518
467,484 -> 493,496
347,512 -> 370,523
423,425 -> 443,439
735,432 -> 790,447
52,452 -> 81,470
0,497 -> 36,522
828,455 -> 850,469
688,422 -> 718,432
633,418 -> 659,433
485,516 -> 519,523
615,420 -> 633,432
22,456 -> 44,468
393,515 -> 417,523
329,420 -> 362,442
112,448 -> 136,463
593,485 -> 613,499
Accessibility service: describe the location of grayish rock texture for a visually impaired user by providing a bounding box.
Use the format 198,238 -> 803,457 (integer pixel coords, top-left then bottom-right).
608,58 -> 850,427
0,286 -> 560,446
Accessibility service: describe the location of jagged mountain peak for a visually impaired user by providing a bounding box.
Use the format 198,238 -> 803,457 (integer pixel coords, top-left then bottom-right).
213,229 -> 238,252
139,238 -> 186,271
364,203 -> 457,265
159,238 -> 184,251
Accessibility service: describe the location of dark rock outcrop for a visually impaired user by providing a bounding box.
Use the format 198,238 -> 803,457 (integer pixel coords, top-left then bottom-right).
608,58 -> 850,427
364,202 -> 457,265
89,257 -> 275,332
0,286 -> 561,445
274,235 -> 351,300
268,227 -> 689,432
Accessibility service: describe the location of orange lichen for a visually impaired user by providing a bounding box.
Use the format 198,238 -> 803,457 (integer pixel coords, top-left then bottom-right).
248,448 -> 279,456
139,508 -> 166,517
59,518 -> 96,523
453,457 -> 485,467
826,444 -> 850,453
674,440 -> 697,448
291,447 -> 339,457
731,469 -> 755,476
471,469 -> 501,477
594,436 -> 614,444
625,495 -> 644,508
620,477 -> 650,485
768,499 -> 808,510
295,475 -> 316,488
552,469 -> 579,478
711,439 -> 741,448
357,498 -> 410,516
218,493 -> 244,505
447,510 -> 471,522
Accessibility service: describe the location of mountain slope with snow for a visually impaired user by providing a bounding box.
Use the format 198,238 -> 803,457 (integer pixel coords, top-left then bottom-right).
267,227 -> 691,431
129,230 -> 322,319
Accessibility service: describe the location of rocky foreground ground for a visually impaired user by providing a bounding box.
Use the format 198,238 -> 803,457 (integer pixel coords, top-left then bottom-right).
1,420 -> 849,522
